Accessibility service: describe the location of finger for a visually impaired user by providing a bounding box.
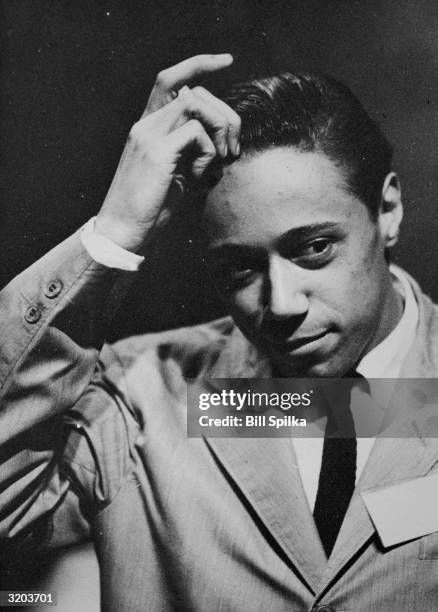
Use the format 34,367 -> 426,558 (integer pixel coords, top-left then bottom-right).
191,86 -> 241,156
156,53 -> 233,90
165,119 -> 216,179
177,86 -> 230,157
143,86 -> 229,156
144,54 -> 233,115
136,85 -> 232,157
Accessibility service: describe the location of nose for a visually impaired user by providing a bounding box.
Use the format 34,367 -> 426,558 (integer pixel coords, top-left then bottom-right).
265,255 -> 310,319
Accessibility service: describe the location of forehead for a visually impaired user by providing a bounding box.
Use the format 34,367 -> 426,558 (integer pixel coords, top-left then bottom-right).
202,148 -> 366,246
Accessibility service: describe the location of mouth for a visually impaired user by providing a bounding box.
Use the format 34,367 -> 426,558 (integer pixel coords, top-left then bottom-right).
266,330 -> 330,353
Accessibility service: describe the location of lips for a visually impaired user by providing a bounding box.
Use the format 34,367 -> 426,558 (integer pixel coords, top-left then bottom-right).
267,330 -> 329,351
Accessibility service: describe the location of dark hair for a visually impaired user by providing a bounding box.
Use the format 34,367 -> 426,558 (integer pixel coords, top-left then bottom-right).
220,73 -> 393,218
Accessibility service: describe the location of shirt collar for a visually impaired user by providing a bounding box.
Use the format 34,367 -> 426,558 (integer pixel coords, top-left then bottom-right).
357,264 -> 419,380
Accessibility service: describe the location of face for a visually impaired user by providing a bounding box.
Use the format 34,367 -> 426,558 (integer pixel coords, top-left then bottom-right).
201,148 -> 400,377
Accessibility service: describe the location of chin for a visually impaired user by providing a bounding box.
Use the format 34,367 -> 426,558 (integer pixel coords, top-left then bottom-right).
270,351 -> 347,378
304,363 -> 344,378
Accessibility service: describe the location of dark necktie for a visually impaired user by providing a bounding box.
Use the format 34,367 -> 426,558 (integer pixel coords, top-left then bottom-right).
313,379 -> 357,557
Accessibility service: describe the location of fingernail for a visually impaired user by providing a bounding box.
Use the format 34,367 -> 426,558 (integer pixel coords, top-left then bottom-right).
215,53 -> 233,63
234,141 -> 240,156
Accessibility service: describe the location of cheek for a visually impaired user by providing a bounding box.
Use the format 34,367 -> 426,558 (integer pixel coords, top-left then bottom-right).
335,271 -> 385,335
332,233 -> 384,305
356,225 -> 386,275
314,263 -> 381,327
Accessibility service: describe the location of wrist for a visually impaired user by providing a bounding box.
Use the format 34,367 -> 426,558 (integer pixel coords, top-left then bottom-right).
82,217 -> 145,271
94,214 -> 146,254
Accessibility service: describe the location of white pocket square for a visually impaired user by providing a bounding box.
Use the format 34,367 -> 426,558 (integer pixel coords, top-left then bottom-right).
361,471 -> 438,547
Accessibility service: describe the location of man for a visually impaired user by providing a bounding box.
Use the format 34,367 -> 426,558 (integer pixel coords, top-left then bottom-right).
1,54 -> 438,611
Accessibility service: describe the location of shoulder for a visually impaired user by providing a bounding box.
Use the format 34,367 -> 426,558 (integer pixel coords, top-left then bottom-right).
101,316 -> 236,379
417,288 -> 438,365
401,268 -> 438,373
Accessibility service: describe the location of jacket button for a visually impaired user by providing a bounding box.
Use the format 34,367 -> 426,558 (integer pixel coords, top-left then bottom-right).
25,305 -> 41,324
316,607 -> 335,612
44,279 -> 63,298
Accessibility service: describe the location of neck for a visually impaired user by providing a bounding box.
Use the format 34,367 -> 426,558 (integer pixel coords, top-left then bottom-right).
364,268 -> 404,356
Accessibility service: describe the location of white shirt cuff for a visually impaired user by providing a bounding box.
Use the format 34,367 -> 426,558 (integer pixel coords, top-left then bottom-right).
80,217 -> 145,271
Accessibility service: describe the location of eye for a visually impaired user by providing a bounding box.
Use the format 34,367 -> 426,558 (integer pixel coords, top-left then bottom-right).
226,265 -> 255,283
293,238 -> 334,267
214,262 -> 258,291
301,238 -> 332,256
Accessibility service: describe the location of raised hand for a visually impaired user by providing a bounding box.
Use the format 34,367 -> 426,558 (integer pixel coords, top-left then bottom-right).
95,54 -> 240,253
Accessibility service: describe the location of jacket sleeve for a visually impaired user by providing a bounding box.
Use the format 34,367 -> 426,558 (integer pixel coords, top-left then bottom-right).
0,230 -> 138,549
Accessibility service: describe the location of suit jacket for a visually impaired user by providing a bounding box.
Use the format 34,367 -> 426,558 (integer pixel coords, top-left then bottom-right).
2,231 -> 438,612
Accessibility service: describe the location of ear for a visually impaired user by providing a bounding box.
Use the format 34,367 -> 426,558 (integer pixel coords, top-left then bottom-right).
377,172 -> 403,247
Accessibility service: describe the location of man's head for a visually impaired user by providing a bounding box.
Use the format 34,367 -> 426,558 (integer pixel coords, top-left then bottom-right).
222,71 -> 394,219
200,72 -> 403,377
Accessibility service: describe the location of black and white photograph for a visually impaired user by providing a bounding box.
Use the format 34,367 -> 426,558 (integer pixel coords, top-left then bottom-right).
1,1 -> 438,610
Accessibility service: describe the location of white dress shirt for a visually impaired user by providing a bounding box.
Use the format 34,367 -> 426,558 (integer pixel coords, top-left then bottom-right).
293,265 -> 419,510
80,218 -> 419,511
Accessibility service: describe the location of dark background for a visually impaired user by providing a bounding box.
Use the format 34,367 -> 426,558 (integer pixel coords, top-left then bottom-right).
1,0 -> 437,339
0,1 -> 437,598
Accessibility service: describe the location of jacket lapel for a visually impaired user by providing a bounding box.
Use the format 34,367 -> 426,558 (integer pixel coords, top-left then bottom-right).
204,325 -> 327,592
204,436 -> 327,592
318,421 -> 438,594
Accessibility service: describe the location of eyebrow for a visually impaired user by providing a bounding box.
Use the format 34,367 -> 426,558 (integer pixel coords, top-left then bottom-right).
276,222 -> 342,249
206,222 -> 342,260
